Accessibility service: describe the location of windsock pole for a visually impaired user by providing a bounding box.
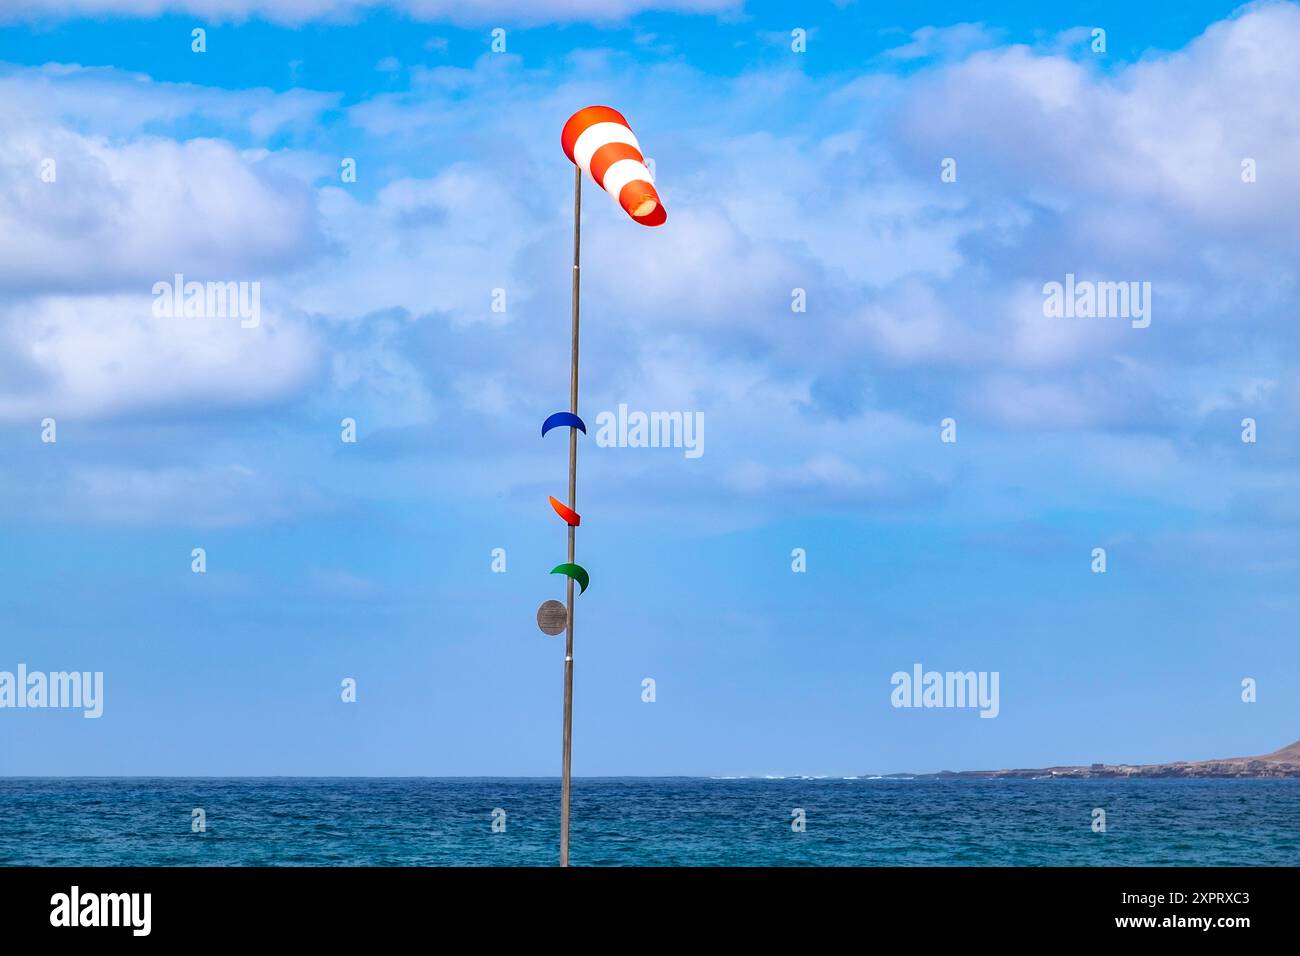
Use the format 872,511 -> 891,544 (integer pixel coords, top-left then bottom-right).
559,164 -> 581,867
549,105 -> 663,867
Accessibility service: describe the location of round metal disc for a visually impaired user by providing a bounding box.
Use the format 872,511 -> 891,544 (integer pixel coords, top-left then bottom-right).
536,599 -> 568,636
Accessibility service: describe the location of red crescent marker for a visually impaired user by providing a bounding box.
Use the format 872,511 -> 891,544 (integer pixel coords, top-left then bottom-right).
549,496 -> 581,526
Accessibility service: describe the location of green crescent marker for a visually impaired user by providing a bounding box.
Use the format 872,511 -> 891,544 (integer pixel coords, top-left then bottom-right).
550,563 -> 589,594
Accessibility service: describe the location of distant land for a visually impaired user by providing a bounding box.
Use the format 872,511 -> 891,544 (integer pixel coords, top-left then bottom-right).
890,739 -> 1300,779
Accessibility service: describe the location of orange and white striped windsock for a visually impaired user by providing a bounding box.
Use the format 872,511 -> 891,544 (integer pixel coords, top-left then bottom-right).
561,106 -> 666,227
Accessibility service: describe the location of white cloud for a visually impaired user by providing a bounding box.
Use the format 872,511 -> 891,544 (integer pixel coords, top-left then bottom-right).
0,64 -> 339,140
1,133 -> 323,293
0,294 -> 320,422
881,22 -> 1002,62
2,2 -> 1299,525
893,3 -> 1300,239
0,64 -> 329,423
0,0 -> 738,26
0,64 -> 332,303
0,461 -> 329,527
295,165 -> 544,324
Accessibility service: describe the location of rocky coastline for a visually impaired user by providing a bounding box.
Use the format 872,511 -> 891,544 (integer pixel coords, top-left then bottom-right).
889,739 -> 1300,779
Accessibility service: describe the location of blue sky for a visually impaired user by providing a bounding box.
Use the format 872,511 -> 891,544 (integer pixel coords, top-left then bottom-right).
0,0 -> 1297,775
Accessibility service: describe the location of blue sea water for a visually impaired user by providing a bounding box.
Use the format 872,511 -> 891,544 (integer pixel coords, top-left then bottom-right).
0,777 -> 1296,866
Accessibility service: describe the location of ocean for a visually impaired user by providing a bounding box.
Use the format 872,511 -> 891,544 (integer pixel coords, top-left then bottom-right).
1,777 -> 1296,866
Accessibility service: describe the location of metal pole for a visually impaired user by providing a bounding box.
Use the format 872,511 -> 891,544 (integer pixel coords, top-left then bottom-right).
559,164 -> 581,867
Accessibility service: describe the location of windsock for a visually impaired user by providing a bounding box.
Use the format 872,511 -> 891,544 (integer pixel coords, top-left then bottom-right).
561,106 -> 666,227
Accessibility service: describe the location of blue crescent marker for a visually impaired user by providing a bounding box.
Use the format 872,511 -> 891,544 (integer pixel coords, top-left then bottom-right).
542,412 -> 587,437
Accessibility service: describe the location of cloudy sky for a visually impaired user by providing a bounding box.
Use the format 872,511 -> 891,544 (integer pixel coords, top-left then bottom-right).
1,0 -> 1297,775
